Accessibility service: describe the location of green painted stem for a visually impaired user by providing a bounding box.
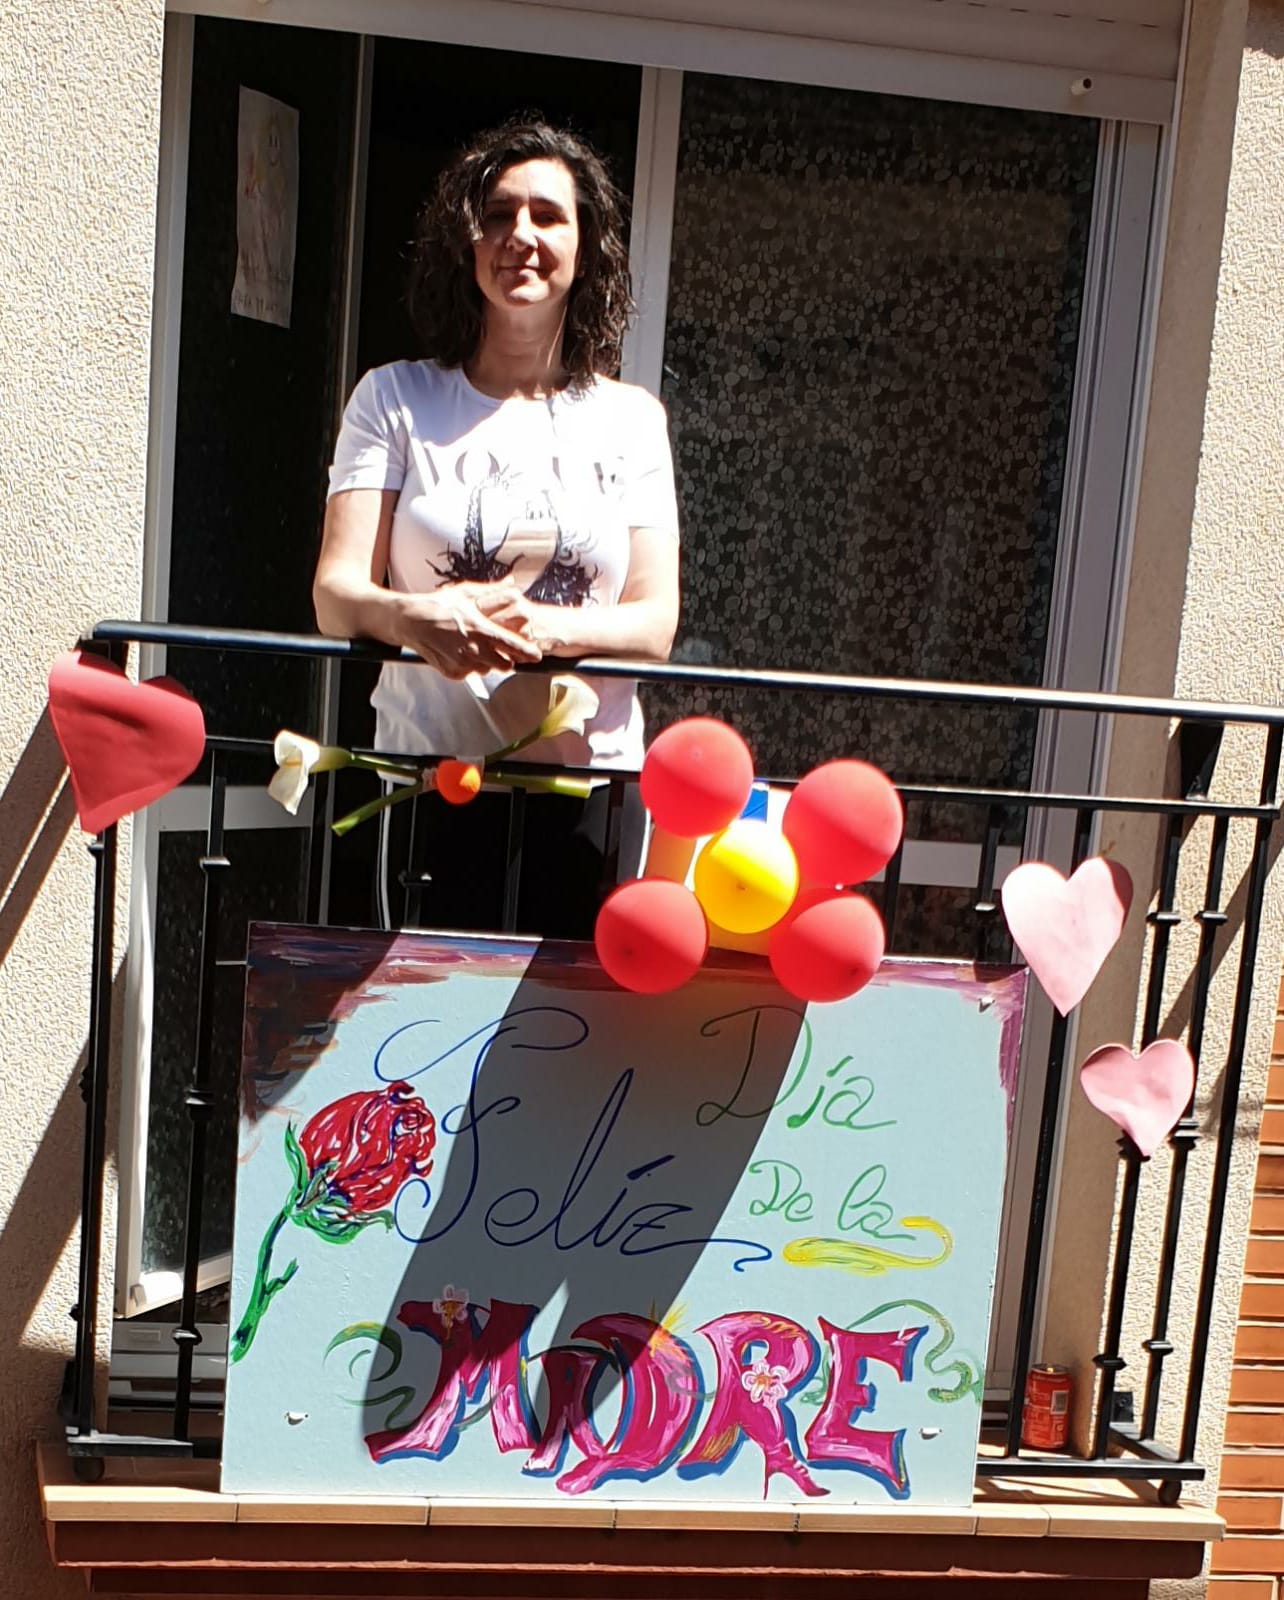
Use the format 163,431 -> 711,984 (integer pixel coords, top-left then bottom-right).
229,1198 -> 299,1363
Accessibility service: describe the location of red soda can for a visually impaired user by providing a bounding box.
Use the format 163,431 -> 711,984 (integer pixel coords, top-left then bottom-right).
1022,1364 -> 1072,1450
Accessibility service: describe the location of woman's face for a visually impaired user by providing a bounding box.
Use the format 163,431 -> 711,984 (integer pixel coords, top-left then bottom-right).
472,158 -> 581,320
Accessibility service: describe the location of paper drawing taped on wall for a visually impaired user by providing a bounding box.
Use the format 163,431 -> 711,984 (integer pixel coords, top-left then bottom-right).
231,87 -> 299,329
222,926 -> 1026,1505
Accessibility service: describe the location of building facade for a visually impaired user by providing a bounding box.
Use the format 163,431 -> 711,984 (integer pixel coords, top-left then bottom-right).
3,0 -> 1284,1594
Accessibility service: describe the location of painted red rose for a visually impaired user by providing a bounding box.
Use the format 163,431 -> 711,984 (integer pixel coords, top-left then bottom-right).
299,1080 -> 436,1215
232,1080 -> 437,1365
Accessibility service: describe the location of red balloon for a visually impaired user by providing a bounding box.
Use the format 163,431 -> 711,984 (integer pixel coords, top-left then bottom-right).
769,890 -> 886,1003
640,718 -> 754,838
782,760 -> 904,886
595,879 -> 709,995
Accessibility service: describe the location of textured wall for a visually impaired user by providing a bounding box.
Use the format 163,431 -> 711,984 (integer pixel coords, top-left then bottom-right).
1183,0 -> 1284,1563
1043,5 -> 1284,1600
0,0 -> 162,1592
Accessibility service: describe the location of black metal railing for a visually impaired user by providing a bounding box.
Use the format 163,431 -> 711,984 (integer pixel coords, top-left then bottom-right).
62,620 -> 1284,1503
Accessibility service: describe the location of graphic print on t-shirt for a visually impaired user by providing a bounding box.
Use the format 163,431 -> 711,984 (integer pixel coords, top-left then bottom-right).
327,361 -> 678,763
431,466 -> 598,606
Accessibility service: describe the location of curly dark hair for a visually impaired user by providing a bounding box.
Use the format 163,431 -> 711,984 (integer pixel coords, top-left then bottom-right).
406,118 -> 633,386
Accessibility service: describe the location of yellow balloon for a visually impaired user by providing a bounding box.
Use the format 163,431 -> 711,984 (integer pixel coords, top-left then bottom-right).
694,821 -> 799,934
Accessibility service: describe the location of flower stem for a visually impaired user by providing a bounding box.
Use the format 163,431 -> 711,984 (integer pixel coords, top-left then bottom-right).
488,729 -> 540,761
349,754 -> 424,780
489,767 -> 592,799
230,1197 -> 299,1363
331,778 -> 423,838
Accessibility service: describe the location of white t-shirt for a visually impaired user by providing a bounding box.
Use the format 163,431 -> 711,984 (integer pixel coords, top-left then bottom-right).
327,360 -> 680,768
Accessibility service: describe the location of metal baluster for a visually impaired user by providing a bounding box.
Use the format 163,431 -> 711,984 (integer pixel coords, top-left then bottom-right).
598,775 -> 626,901
304,769 -> 330,926
1177,724 -> 1284,1492
171,753 -> 229,1441
1139,814 -> 1228,1442
502,787 -> 526,933
1004,805 -> 1095,1457
973,804 -> 1003,964
68,818 -> 119,1454
881,836 -> 905,953
1091,812 -> 1184,1456
401,787 -> 426,928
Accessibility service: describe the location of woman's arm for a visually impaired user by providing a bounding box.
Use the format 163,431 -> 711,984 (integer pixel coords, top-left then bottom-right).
525,527 -> 680,660
314,488 -> 543,680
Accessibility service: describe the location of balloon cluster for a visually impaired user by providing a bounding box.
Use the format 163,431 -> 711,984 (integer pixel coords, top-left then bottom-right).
594,718 -> 904,1002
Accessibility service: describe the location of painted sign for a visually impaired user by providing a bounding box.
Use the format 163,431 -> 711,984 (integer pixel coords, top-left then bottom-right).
222,926 -> 1025,1505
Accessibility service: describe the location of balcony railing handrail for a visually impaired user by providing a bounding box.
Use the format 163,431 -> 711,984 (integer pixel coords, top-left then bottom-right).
92,618 -> 1284,732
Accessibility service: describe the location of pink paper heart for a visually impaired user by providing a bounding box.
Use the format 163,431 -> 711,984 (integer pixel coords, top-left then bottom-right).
1001,857 -> 1133,1015
48,650 -> 206,833
1080,1039 -> 1195,1158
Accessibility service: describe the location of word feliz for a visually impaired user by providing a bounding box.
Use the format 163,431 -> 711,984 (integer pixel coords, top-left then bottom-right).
368,1299 -> 926,1499
378,1005 -> 903,1266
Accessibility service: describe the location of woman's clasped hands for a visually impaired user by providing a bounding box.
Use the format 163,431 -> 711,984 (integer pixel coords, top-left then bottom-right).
392,578 -> 545,680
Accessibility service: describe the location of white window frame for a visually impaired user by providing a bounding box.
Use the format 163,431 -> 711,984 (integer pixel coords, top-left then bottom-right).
120,0 -> 1171,1401
168,0 -> 1179,124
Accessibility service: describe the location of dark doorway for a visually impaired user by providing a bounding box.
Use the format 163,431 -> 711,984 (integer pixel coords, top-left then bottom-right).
146,15 -> 359,1282
143,17 -> 641,1292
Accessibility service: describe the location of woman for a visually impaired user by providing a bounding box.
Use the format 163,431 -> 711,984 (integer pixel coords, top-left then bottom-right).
313,119 -> 681,936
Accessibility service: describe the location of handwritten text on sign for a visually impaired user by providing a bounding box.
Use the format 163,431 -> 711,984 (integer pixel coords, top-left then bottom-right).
222,928 -> 1025,1505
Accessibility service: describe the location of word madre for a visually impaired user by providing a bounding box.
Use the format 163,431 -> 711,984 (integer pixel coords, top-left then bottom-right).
366,1297 -> 926,1499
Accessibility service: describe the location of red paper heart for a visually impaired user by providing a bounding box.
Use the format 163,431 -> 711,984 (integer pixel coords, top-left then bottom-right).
1080,1039 -> 1195,1158
47,650 -> 206,833
1001,857 -> 1133,1015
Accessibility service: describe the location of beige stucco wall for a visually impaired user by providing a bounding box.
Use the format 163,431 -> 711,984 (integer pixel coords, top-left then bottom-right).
1148,0 -> 1284,1500
0,0 -> 163,1593
1164,0 -> 1284,1515
1043,5 -> 1284,1599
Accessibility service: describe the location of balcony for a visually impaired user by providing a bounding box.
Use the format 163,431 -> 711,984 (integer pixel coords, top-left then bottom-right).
40,619 -> 1284,1595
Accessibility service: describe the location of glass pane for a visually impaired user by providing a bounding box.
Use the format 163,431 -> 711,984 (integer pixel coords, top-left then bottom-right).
143,827 -> 310,1277
649,73 -> 1098,859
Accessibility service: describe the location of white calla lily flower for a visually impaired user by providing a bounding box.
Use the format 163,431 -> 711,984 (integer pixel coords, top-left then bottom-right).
268,730 -> 352,816
537,674 -> 600,741
488,673 -> 601,758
